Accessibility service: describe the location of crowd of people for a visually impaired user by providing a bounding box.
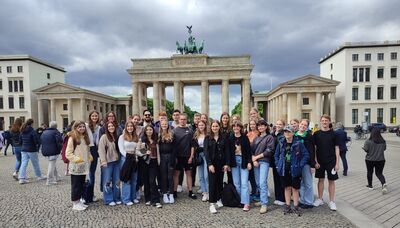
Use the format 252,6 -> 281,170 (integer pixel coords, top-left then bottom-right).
0,108 -> 389,215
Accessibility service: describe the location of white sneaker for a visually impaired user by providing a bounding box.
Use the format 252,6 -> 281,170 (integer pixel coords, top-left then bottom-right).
209,204 -> 218,214
273,200 -> 285,206
37,176 -> 47,181
126,202 -> 134,206
92,196 -> 99,202
133,199 -> 139,204
156,203 -> 162,208
382,183 -> 388,194
19,179 -> 29,184
80,202 -> 88,208
116,201 -> 122,205
145,201 -> 151,206
72,203 -> 86,211
108,202 -> 116,206
216,200 -> 223,208
80,198 -> 86,204
169,194 -> 175,204
313,198 -> 324,207
202,193 -> 209,202
329,201 -> 337,211
177,185 -> 183,193
163,194 -> 170,204
12,172 -> 18,180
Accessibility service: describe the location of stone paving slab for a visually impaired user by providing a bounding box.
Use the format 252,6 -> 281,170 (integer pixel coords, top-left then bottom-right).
0,152 -> 354,228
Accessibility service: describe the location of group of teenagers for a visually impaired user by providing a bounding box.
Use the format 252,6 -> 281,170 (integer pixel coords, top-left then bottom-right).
5,107 -> 389,216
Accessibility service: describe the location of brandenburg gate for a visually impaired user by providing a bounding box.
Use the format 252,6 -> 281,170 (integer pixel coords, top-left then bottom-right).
128,27 -> 253,123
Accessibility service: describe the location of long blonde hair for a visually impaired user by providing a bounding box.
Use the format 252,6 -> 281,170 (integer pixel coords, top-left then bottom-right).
123,121 -> 138,142
158,120 -> 173,143
69,121 -> 90,145
194,120 -> 208,139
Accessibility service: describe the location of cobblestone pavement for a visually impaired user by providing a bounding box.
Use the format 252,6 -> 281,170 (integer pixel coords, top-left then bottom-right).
0,151 -> 355,228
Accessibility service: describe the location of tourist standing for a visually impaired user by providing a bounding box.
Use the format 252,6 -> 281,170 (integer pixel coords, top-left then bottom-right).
229,121 -> 252,211
363,128 -> 388,194
119,121 -> 139,205
10,118 -> 23,180
275,125 -> 309,216
98,121 -> 121,206
246,119 -> 259,201
334,122 -> 350,176
192,120 -> 209,202
18,119 -> 45,184
313,115 -> 340,211
40,121 -> 63,185
65,121 -> 92,211
251,119 -> 275,214
295,119 -> 315,209
86,110 -> 101,202
205,120 -> 230,214
271,119 -> 286,206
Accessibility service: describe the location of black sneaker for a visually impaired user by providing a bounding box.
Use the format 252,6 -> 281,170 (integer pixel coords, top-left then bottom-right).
366,185 -> 373,190
189,192 -> 197,199
292,206 -> 302,217
283,205 -> 292,215
173,191 -> 178,198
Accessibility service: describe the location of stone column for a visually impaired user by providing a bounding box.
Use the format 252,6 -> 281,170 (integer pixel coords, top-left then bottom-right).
267,100 -> 271,122
277,96 -> 282,120
323,93 -> 330,115
88,99 -> 93,111
37,99 -> 44,126
181,83 -> 185,111
282,93 -> 288,123
68,98 -> 73,123
80,98 -> 86,121
132,82 -> 139,115
221,79 -> 229,113
153,81 -> 160,118
201,80 -> 209,116
296,93 -> 302,118
315,92 -> 322,122
330,92 -> 336,123
159,83 -> 166,112
273,98 -> 277,123
174,81 -> 182,111
242,79 -> 251,124
125,104 -> 130,121
50,98 -> 56,122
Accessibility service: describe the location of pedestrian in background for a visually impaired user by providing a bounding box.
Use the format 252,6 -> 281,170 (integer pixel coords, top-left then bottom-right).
10,118 -> 23,180
40,121 -> 62,185
334,122 -> 350,176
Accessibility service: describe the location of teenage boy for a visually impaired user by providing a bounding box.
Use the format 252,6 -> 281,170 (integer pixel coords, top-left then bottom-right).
313,115 -> 340,211
275,125 -> 309,216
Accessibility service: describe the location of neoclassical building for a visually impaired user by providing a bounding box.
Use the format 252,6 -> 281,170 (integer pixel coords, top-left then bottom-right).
34,82 -> 131,129
253,74 -> 340,125
128,54 -> 253,123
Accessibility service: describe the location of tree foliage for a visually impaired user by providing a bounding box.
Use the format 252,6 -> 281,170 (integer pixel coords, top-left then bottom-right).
231,101 -> 264,119
146,98 -> 197,123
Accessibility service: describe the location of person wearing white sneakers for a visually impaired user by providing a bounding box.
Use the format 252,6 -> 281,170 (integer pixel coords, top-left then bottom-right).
204,120 -> 230,214
313,115 -> 340,211
65,121 -> 93,211
192,120 -> 209,202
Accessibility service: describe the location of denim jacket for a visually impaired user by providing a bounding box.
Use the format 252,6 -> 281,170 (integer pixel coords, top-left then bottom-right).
274,137 -> 309,177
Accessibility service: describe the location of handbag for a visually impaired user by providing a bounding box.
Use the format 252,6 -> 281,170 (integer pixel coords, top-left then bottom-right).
194,147 -> 204,166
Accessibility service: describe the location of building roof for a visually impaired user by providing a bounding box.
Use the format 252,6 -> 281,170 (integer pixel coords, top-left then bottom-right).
0,55 -> 66,72
319,40 -> 400,64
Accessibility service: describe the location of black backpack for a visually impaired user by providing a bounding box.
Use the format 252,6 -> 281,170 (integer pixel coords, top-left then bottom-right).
221,182 -> 241,207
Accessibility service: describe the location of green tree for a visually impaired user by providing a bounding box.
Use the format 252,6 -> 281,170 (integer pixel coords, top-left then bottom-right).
231,101 -> 264,119
146,98 -> 197,123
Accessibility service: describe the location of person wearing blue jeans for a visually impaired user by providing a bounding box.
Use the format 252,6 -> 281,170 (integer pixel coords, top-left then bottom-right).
102,160 -> 121,204
251,119 -> 275,214
197,152 -> 208,199
13,147 -> 22,179
120,156 -> 138,205
19,152 -> 42,181
192,120 -> 208,202
229,121 -> 252,211
9,118 -> 23,179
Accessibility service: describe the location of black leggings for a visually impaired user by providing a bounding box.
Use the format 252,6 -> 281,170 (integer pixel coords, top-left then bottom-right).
208,162 -> 224,203
71,175 -> 86,201
160,153 -> 174,194
365,160 -> 386,186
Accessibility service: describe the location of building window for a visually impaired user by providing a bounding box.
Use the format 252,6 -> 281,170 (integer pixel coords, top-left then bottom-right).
365,108 -> 371,124
17,66 -> 23,73
359,68 -> 364,82
100,107 -> 103,112
352,54 -> 359,61
390,108 -> 397,124
302,112 -> 310,120
6,66 -> 12,73
391,52 -> 397,60
365,68 -> 370,82
365,53 -> 371,61
20,116 -> 25,122
0,66 -> 2,73
353,68 -> 357,82
0,97 -> 3,109
377,108 -> 384,123
377,87 -> 384,100
365,87 -> 371,100
47,73 -> 51,79
14,81 -> 18,92
63,104 -> 68,110
87,105 -> 89,111
94,106 -> 97,110
391,68 -> 397,78
9,117 -> 15,126
378,53 -> 384,61
19,80 -> 23,92
8,80 -> 13,92
330,64 -> 333,70
8,97 -> 14,109
0,80 -> 2,90
330,74 -> 333,80
19,97 -> 24,109
377,68 -> 384,79
391,86 -> 397,99
303,97 -> 309,105
352,87 -> 358,100
352,109 -> 358,124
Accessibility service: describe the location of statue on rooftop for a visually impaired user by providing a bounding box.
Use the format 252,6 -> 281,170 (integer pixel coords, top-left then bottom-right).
176,26 -> 205,55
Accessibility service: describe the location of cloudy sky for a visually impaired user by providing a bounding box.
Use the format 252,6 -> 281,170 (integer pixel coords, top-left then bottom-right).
1,0 -> 400,118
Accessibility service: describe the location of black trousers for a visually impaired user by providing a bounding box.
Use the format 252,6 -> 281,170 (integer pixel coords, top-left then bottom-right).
366,160 -> 386,186
160,153 -> 174,194
191,163 -> 197,187
71,174 -> 86,201
272,165 -> 285,202
142,159 -> 160,204
208,161 -> 224,203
